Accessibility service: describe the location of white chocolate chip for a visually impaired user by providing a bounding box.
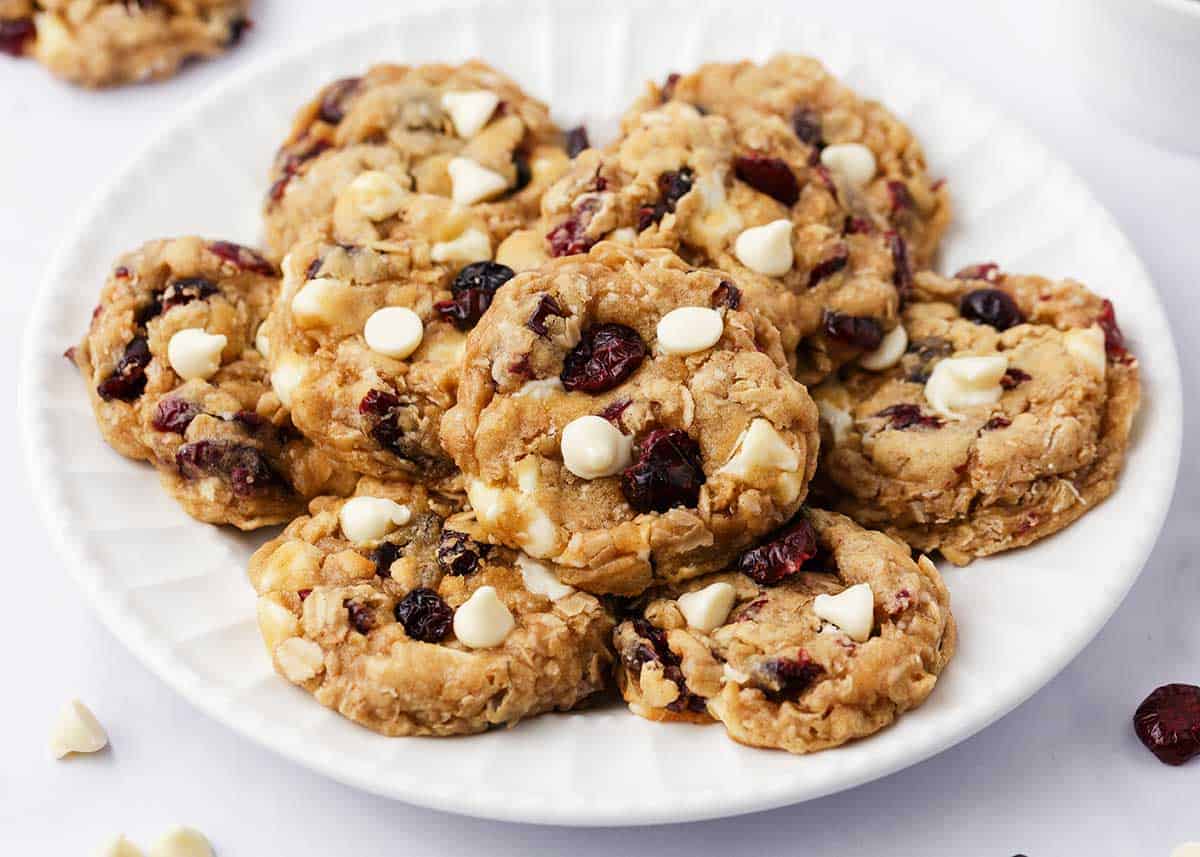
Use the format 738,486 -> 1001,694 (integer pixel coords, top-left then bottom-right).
676,582 -> 737,632
1064,324 -> 1107,378
924,354 -> 1008,418
514,377 -> 564,399
657,306 -> 724,355
338,496 -> 412,545
441,90 -> 500,138
1170,844 -> 1200,857
813,583 -> 875,642
254,322 -> 270,359
560,415 -> 633,480
820,143 -> 877,187
256,597 -> 299,654
148,826 -> 214,857
448,157 -> 509,205
166,329 -> 227,382
430,227 -> 492,264
859,324 -> 908,371
275,637 -> 324,683
270,357 -> 305,408
734,219 -> 794,276
610,227 -> 637,244
363,306 -> 424,359
721,662 -> 751,685
516,554 -> 574,601
717,418 -> 800,479
817,400 -> 854,446
453,585 -> 515,648
290,277 -> 342,326
49,699 -> 108,759
97,835 -> 145,857
345,170 -> 407,221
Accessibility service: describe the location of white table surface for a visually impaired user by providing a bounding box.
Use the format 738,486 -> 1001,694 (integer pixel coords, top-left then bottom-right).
3,0 -> 1197,853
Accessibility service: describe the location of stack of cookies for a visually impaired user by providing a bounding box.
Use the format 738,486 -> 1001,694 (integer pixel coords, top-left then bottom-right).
71,56 -> 1140,754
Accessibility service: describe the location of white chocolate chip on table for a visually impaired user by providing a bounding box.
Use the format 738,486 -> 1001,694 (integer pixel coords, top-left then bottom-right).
149,826 -> 215,857
97,835 -> 145,857
49,699 -> 108,759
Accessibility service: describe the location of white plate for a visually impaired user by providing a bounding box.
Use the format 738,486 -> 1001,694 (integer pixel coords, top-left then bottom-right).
20,0 -> 1182,827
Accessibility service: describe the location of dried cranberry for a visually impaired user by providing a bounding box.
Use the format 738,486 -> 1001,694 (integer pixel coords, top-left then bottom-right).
737,518 -> 818,585
368,540 -> 402,578
152,398 -> 200,434
176,441 -> 281,496
711,281 -> 741,310
565,125 -> 590,158
437,530 -> 489,576
318,77 -> 360,124
434,261 -> 515,330
628,618 -> 706,713
762,652 -> 824,697
886,181 -> 912,213
160,277 -> 218,312
621,429 -> 705,513
97,337 -> 152,402
359,389 -> 419,459
560,323 -> 647,393
876,403 -> 943,430
822,310 -> 883,351
345,600 -> 375,635
0,17 -> 35,56
1133,683 -> 1200,766
526,294 -> 569,337
982,416 -> 1011,431
1000,368 -> 1031,390
960,288 -> 1025,331
734,155 -> 799,206
394,588 -> 453,643
1098,299 -> 1128,358
208,241 -> 276,276
267,140 -> 332,203
661,73 -> 681,101
888,231 -> 913,298
598,397 -> 632,429
546,198 -> 599,257
791,106 -> 824,147
638,168 -> 693,231
807,246 -> 850,289
954,262 -> 1000,282
844,215 -> 873,235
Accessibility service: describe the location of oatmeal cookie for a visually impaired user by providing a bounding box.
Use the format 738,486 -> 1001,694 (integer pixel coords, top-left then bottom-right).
2,1 -> 249,87
72,237 -> 355,530
503,97 -> 913,382
248,478 -> 614,736
811,265 -> 1141,564
262,61 -> 569,262
613,507 -> 955,753
440,242 -> 821,596
264,239 -> 480,485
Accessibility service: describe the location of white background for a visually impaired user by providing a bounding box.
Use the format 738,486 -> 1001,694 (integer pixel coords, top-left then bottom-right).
3,0 -> 1198,854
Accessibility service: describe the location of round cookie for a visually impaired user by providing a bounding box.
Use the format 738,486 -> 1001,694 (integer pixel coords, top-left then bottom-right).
440,242 -> 821,596
264,239 -> 483,485
72,237 -> 355,530
262,61 -> 569,262
810,266 -> 1141,564
503,98 -> 911,383
248,478 -> 614,737
3,0 -> 249,88
613,507 -> 956,753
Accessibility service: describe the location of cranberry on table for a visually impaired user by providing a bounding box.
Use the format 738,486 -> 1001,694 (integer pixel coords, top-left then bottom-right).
560,323 -> 647,393
1134,683 -> 1200,766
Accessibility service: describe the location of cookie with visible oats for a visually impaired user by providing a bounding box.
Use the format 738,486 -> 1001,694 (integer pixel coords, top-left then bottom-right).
810,266 -> 1140,564
613,507 -> 955,754
248,477 -> 614,737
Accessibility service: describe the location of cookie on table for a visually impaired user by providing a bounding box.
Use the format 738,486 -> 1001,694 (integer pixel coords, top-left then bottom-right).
440,242 -> 821,596
0,0 -> 250,88
810,265 -> 1141,564
264,239 -> 489,486
613,507 -> 956,753
262,61 -> 569,263
502,94 -> 916,383
248,478 -> 614,737
71,237 -> 355,530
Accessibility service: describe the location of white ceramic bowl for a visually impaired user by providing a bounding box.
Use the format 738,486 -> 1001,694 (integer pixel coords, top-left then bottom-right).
1063,0 -> 1200,154
20,0 -> 1182,826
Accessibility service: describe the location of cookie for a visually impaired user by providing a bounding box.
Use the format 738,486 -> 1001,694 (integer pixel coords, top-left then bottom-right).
71,237 -> 355,530
264,239 -> 481,486
440,242 -> 821,596
262,61 -> 569,263
248,478 -> 614,737
613,507 -> 955,753
1,0 -> 249,87
504,91 -> 919,383
811,266 -> 1141,564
